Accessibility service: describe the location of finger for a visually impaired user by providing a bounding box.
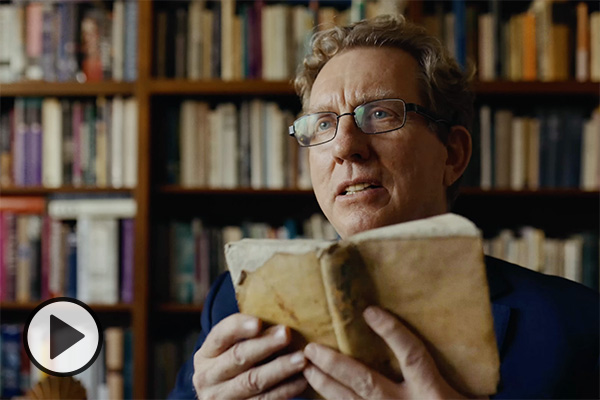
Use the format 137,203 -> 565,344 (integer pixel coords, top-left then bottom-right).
303,364 -> 359,400
204,325 -> 292,383
248,375 -> 308,400
363,306 -> 440,385
199,313 -> 262,358
304,343 -> 395,399
223,350 -> 308,399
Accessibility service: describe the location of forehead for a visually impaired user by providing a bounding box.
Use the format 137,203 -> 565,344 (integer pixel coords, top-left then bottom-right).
308,47 -> 421,113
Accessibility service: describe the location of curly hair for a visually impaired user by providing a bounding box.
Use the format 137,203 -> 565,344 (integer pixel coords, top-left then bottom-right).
294,14 -> 476,208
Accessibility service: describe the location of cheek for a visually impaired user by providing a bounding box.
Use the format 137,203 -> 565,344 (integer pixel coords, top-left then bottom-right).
308,150 -> 328,195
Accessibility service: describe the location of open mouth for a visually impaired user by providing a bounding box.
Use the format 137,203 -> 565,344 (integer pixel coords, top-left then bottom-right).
342,183 -> 382,196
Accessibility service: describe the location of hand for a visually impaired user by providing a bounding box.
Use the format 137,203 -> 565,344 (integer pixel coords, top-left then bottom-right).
303,306 -> 468,399
192,313 -> 308,399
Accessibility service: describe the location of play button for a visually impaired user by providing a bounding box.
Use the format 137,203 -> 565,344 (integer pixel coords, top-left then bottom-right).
23,298 -> 103,377
50,315 -> 85,359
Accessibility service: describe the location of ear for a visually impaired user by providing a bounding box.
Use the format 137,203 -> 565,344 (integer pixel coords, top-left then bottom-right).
443,125 -> 472,187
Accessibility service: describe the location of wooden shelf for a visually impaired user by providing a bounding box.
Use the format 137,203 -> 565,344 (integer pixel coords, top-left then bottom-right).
0,186 -> 134,196
474,81 -> 600,96
2,80 -> 596,98
0,81 -> 136,96
0,301 -> 134,313
148,79 -> 296,95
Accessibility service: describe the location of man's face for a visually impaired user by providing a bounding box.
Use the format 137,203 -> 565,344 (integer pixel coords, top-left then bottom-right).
308,47 -> 450,238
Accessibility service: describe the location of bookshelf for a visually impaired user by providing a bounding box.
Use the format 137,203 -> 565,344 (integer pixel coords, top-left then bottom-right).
0,0 -> 598,398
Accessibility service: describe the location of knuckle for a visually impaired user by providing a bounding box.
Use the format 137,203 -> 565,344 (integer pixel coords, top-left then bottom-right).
230,341 -> 247,366
354,371 -> 377,398
240,368 -> 264,394
403,342 -> 428,370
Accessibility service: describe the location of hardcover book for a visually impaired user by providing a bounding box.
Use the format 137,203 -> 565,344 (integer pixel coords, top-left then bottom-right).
226,213 -> 499,396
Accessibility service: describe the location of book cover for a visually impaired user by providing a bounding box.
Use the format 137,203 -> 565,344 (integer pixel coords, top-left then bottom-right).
226,213 -> 499,397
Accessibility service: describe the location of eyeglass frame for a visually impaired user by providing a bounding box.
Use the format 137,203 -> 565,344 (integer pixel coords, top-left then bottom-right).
288,98 -> 452,147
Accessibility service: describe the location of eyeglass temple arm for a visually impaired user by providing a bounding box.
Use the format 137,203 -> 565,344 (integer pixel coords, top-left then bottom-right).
406,103 -> 452,126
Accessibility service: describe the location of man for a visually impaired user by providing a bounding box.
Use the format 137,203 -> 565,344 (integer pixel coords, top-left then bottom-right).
170,15 -> 599,399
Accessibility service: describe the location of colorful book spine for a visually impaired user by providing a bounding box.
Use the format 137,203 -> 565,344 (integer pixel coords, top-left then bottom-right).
120,218 -> 134,304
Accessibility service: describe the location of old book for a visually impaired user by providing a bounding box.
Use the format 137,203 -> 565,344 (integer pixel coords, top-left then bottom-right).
226,213 -> 500,397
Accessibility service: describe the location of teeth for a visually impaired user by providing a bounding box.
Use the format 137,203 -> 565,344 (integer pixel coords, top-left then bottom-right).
344,183 -> 371,195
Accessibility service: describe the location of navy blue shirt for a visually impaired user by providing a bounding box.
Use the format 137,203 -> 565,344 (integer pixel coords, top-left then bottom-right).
169,256 -> 600,399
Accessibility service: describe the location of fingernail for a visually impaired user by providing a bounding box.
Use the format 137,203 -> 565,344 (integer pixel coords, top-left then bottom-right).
303,343 -> 316,358
243,318 -> 259,332
363,306 -> 381,323
290,351 -> 305,365
274,325 -> 287,340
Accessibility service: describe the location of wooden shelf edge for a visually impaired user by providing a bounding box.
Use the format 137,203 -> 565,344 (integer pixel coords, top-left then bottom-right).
0,81 -> 136,96
1,301 -> 134,313
0,186 -> 135,196
148,79 -> 296,95
157,303 -> 204,313
474,80 -> 600,95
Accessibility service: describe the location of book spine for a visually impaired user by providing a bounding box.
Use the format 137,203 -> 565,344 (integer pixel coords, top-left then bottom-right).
48,198 -> 137,219
120,218 -> 134,303
1,325 -> 22,398
72,101 -> 83,186
42,98 -> 63,188
123,0 -> 138,82
0,212 -> 4,300
13,98 -> 26,186
41,2 -> 57,82
112,0 -> 125,81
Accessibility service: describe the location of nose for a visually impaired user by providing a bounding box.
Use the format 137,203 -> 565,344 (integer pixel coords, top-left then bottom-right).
331,113 -> 371,164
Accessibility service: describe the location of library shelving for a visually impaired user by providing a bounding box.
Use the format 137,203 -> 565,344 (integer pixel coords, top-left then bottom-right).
1,0 -> 598,398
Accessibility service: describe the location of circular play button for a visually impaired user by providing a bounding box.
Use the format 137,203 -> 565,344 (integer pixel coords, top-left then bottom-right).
23,297 -> 103,377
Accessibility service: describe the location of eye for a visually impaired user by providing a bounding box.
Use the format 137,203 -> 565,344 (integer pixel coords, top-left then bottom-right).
313,114 -> 336,133
372,109 -> 389,119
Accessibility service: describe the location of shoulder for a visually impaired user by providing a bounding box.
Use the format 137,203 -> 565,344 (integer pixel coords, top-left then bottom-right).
486,257 -> 600,337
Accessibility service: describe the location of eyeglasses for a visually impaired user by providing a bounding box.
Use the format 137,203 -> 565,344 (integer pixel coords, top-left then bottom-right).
288,98 -> 451,147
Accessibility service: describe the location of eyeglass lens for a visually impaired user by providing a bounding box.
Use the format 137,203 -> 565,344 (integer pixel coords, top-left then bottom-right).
294,99 -> 407,147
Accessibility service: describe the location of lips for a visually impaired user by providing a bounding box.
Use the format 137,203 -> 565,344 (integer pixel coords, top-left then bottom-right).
337,180 -> 382,196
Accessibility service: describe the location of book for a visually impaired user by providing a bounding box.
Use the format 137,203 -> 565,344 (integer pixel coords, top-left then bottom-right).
226,213 -> 500,397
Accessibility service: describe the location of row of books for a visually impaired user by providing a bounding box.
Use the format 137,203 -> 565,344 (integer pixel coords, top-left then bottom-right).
154,0 -> 403,80
0,96 -> 139,189
153,0 -> 599,82
0,324 -> 133,399
484,228 -> 599,291
464,106 -> 600,190
424,1 -> 600,82
163,99 -> 311,190
0,0 -> 138,83
0,197 -> 136,304
160,214 -> 337,305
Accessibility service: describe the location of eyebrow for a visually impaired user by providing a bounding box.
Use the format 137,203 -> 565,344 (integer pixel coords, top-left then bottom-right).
307,89 -> 400,114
